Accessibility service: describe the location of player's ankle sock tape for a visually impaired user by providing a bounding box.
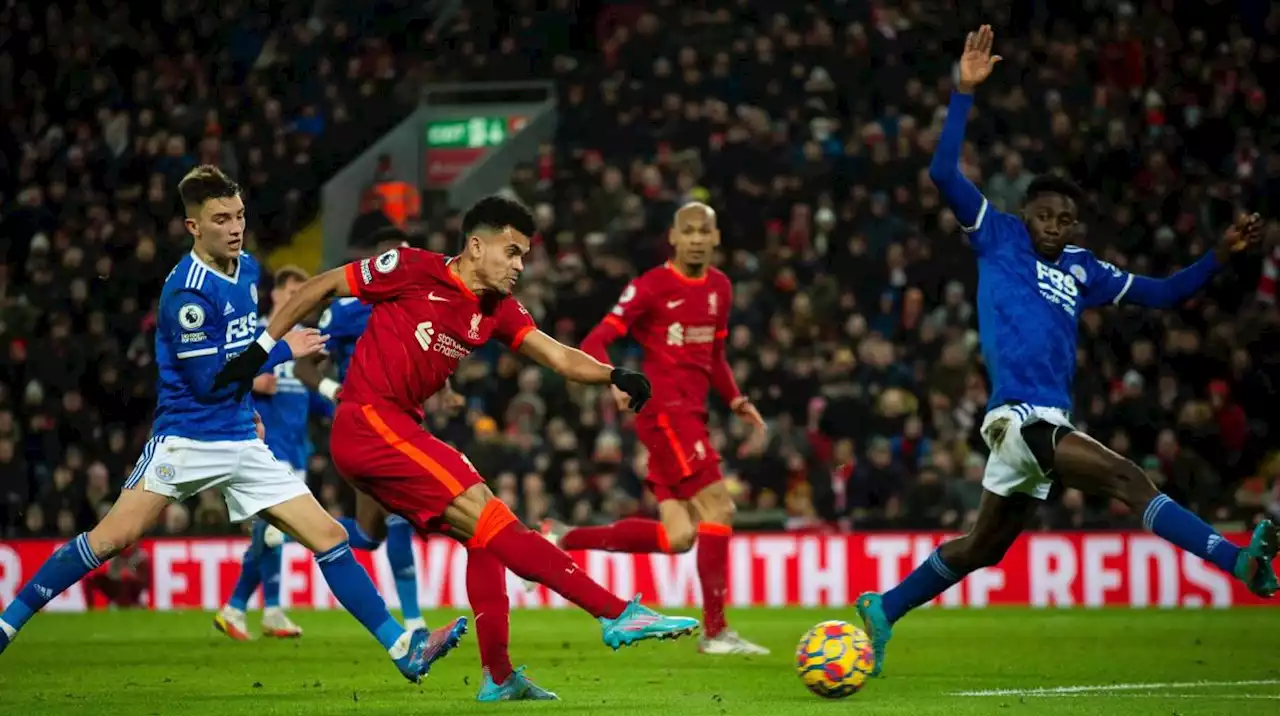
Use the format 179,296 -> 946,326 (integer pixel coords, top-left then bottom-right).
1143,494 -> 1241,574
386,520 -> 421,620
882,549 -> 965,624
315,541 -> 404,650
467,500 -> 518,549
2,533 -> 101,631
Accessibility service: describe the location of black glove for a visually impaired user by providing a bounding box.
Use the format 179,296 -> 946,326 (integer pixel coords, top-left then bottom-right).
610,367 -> 652,412
212,342 -> 270,401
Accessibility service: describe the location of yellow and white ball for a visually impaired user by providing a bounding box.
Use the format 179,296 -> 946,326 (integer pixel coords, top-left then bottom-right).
795,620 -> 876,699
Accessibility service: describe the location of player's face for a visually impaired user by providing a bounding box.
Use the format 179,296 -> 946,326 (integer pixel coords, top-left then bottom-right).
1022,193 -> 1077,260
669,211 -> 720,267
472,228 -> 530,295
186,195 -> 246,262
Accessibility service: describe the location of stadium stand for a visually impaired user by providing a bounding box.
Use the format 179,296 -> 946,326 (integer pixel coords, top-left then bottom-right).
1,0 -> 1278,541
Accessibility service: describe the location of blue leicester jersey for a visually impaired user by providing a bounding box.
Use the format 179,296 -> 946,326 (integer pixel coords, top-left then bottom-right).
930,92 -> 1220,414
153,252 -> 293,441
967,205 -> 1132,411
253,321 -> 324,471
319,296 -> 371,381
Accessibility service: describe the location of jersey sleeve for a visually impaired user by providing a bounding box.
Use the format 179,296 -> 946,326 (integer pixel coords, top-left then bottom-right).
343,247 -> 426,303
161,289 -> 230,402
604,275 -> 657,334
1079,252 -> 1136,308
493,298 -> 537,351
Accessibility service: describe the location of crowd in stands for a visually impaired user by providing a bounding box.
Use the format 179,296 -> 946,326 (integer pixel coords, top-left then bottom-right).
2,0 -> 1278,540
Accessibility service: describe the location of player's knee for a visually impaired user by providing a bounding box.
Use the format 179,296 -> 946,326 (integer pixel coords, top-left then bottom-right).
86,527 -> 135,563
664,524 -> 696,553
701,497 -> 735,527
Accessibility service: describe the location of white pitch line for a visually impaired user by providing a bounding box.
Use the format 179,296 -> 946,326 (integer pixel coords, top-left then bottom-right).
951,679 -> 1280,697
1036,694 -> 1280,701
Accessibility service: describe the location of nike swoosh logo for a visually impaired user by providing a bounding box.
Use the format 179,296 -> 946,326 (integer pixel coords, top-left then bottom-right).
428,292 -> 449,302
666,300 -> 684,308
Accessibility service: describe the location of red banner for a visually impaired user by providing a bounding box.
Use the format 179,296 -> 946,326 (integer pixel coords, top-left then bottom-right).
424,148 -> 487,186
0,532 -> 1271,612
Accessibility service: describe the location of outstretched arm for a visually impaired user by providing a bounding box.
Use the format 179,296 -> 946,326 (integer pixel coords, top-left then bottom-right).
260,268 -> 352,348
1087,214 -> 1262,309
929,26 -> 1002,232
519,330 -> 614,384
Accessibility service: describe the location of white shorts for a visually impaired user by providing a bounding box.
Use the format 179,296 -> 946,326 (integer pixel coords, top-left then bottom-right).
979,403 -> 1075,501
124,436 -> 311,522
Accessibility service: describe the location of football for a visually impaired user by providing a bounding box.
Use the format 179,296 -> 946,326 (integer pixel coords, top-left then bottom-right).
794,620 -> 876,699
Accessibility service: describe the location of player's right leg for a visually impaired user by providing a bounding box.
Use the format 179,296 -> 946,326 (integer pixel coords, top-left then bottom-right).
465,546 -> 558,701
225,438 -> 462,684
1047,428 -> 1278,597
338,494 -> 425,631
332,402 -> 698,649
857,404 -> 1045,676
0,479 -> 170,654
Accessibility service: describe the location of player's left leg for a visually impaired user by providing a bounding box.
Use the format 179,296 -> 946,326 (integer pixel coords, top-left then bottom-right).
465,545 -> 558,701
230,441 -> 453,684
1048,428 -> 1278,597
384,515 -> 424,631
216,519 -> 267,641
338,493 -> 426,631
0,484 -> 170,654
688,479 -> 769,655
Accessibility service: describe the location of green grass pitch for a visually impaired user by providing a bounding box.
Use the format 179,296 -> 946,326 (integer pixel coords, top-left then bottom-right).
2,608 -> 1277,714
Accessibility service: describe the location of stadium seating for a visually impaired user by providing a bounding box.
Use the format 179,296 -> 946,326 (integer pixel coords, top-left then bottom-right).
1,1 -> 1277,540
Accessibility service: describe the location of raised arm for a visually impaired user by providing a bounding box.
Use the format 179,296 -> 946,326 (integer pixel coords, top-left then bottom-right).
929,26 -> 1002,231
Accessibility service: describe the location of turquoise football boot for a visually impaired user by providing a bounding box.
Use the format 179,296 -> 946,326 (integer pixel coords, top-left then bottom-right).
476,666 -> 559,702
599,596 -> 699,650
854,592 -> 893,677
1234,519 -> 1279,598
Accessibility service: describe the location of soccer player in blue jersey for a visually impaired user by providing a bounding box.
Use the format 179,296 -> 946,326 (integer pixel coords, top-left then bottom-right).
215,265 -> 324,641
0,166 -> 465,683
306,228 -> 433,633
855,26 -> 1278,676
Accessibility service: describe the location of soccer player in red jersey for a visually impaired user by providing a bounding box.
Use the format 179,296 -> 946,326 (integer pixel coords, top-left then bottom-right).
214,196 -> 699,700
544,203 -> 770,655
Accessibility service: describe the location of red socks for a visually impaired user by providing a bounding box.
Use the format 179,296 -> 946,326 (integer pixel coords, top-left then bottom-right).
696,523 -> 731,638
471,500 -> 628,620
560,518 -> 672,553
465,547 -> 513,684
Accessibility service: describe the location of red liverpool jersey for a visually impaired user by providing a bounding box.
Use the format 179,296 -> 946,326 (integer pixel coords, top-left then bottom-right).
340,248 -> 535,419
601,263 -> 732,417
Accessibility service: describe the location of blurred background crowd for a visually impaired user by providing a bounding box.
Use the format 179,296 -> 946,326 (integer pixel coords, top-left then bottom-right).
2,0 -> 1278,541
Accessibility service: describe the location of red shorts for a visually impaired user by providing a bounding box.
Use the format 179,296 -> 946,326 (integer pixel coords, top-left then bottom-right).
635,411 -> 722,503
330,401 -> 483,533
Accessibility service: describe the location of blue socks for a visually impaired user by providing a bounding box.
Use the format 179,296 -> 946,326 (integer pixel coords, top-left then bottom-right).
1144,493 -> 1240,574
339,517 -> 384,551
1,533 -> 102,634
228,522 -> 267,611
385,519 -> 421,623
881,550 -> 966,624
315,541 -> 404,651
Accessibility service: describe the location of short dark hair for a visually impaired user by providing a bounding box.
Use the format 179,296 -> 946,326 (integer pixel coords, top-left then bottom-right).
366,226 -> 412,253
178,165 -> 240,214
461,195 -> 536,241
1024,174 -> 1086,208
